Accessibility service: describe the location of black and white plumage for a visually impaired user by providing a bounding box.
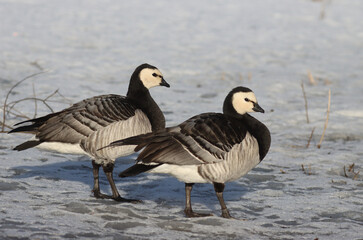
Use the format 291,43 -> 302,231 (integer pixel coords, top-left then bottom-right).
107,86 -> 271,218
9,63 -> 170,202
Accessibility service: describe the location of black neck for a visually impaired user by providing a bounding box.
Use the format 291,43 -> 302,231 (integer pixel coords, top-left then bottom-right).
240,113 -> 271,161
126,79 -> 165,131
223,91 -> 241,119
223,92 -> 270,161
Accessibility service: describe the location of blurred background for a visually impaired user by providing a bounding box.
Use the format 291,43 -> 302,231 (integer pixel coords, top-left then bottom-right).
1,0 -> 362,123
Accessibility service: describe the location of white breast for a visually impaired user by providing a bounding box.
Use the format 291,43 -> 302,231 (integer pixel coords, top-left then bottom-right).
198,132 -> 260,183
149,164 -> 209,184
81,109 -> 152,160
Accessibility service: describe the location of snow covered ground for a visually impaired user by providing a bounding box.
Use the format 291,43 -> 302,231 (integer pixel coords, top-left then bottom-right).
1,0 -> 362,239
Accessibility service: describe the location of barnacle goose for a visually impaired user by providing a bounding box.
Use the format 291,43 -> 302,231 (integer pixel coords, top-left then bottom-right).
9,63 -> 170,202
105,86 -> 270,218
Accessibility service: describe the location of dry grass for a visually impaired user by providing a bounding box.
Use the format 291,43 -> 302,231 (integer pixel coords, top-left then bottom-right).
307,71 -> 317,85
301,81 -> 310,123
302,71 -> 332,149
301,164 -> 312,175
317,89 -> 331,148
1,72 -> 72,133
306,127 -> 316,148
343,163 -> 360,180
2,71 -> 46,132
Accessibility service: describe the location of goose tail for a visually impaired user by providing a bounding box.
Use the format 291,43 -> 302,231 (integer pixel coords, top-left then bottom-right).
119,163 -> 161,178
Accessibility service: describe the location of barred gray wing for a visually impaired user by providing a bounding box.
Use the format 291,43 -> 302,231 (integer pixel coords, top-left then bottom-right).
35,94 -> 137,144
138,113 -> 248,165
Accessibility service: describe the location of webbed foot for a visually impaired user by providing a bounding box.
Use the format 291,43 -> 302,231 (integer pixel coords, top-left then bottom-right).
184,209 -> 213,218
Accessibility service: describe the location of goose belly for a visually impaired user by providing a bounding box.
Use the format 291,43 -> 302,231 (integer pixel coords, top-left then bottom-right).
82,110 -> 152,160
150,164 -> 209,184
37,141 -> 86,155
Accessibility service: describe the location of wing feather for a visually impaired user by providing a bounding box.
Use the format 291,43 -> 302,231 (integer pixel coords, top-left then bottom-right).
11,94 -> 138,144
132,113 -> 247,165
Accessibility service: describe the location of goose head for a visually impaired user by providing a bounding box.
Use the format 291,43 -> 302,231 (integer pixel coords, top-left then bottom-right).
223,86 -> 264,116
136,63 -> 170,89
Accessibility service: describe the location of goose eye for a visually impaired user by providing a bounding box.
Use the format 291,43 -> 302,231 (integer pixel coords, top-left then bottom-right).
152,73 -> 158,77
244,98 -> 249,102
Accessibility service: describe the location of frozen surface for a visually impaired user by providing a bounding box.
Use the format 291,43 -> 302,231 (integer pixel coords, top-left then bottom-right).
1,0 -> 363,239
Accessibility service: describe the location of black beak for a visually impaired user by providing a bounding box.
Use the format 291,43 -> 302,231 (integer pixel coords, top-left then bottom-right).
160,78 -> 170,88
252,102 -> 265,113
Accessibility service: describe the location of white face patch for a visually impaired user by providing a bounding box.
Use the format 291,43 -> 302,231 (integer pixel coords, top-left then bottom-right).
232,91 -> 257,115
139,68 -> 164,89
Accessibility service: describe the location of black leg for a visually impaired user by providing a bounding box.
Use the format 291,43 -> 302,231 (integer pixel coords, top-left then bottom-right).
102,163 -> 141,203
92,160 -> 104,198
92,160 -> 115,199
213,182 -> 232,218
184,183 -> 213,218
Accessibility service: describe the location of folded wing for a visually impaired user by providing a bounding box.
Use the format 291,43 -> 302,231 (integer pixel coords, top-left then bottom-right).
111,113 -> 248,165
10,94 -> 138,149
